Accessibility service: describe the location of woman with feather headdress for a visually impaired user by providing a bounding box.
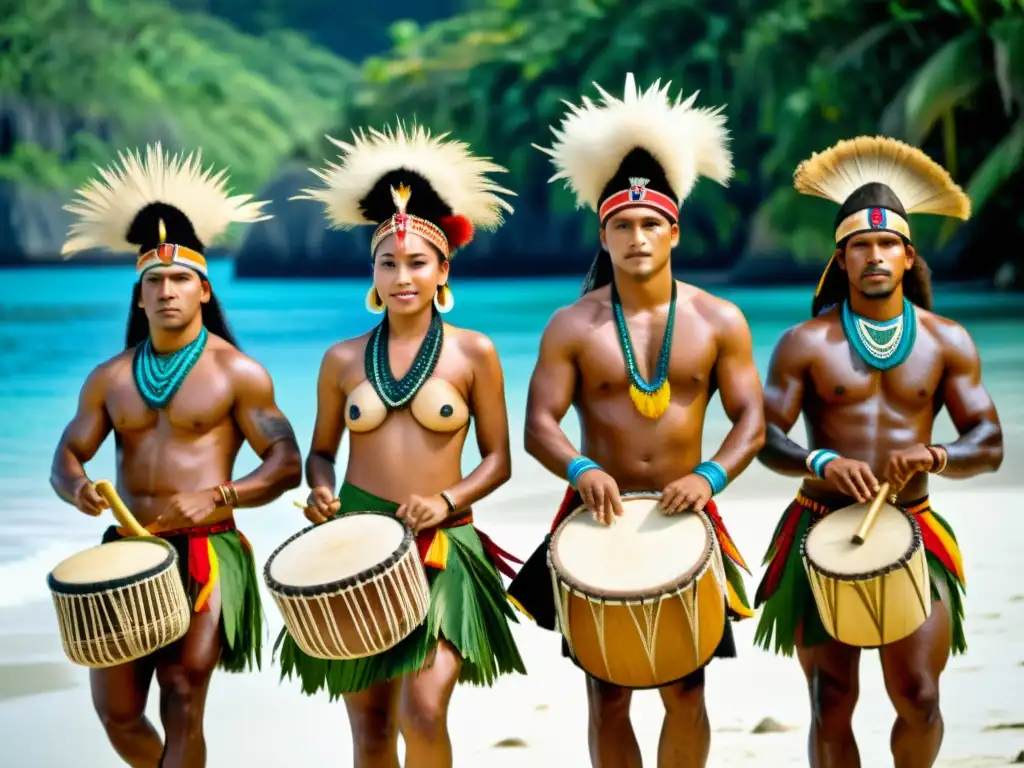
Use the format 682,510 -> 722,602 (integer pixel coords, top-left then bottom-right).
279,121 -> 526,765
51,144 -> 302,766
753,136 -> 1004,766
504,73 -> 765,767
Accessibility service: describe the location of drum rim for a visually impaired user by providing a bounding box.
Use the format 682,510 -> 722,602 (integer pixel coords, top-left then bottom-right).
800,504 -> 925,581
263,510 -> 415,597
548,490 -> 716,601
47,537 -> 177,596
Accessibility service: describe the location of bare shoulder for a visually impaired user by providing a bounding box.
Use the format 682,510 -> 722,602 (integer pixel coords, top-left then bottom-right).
771,310 -> 836,366
918,309 -> 979,365
445,324 -> 498,362
84,349 -> 133,394
322,332 -> 372,378
545,287 -> 609,343
688,286 -> 751,337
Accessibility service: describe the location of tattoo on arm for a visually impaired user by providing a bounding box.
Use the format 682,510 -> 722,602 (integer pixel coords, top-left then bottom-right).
252,409 -> 299,453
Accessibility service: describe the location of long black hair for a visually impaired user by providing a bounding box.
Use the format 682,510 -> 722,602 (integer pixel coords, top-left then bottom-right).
125,280 -> 240,350
811,243 -> 934,318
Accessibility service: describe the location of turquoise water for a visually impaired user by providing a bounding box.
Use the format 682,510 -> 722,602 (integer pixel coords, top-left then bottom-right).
1,261 -> 1021,607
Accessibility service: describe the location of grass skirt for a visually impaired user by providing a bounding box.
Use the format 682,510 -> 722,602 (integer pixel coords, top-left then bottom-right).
103,522 -> 264,673
273,482 -> 527,699
752,492 -> 967,657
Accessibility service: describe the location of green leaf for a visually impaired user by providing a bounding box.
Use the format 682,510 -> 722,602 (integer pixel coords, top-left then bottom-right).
964,117 -> 1024,214
880,30 -> 988,143
991,16 -> 1024,114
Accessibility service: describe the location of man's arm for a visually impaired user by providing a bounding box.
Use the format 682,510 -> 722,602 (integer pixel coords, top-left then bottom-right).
50,365 -> 113,506
439,334 -> 512,512
229,356 -> 303,506
936,322 -> 1003,477
756,326 -> 815,477
305,346 -> 348,494
523,307 -> 583,479
705,303 -> 766,481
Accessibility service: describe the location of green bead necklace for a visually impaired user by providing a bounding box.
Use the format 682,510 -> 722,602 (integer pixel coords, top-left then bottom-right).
132,326 -> 208,410
365,309 -> 444,409
611,279 -> 677,419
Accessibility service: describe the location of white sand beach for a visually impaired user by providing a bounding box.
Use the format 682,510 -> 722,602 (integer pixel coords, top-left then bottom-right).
1,454 -> 1022,767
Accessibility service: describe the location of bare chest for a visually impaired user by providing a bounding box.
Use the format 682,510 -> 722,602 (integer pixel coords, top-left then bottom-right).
577,313 -> 716,395
810,333 -> 944,410
343,339 -> 471,399
107,358 -> 236,435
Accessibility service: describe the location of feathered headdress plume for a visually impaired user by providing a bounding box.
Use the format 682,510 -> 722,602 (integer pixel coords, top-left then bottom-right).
534,72 -> 733,218
794,135 -> 970,244
292,120 -> 515,258
60,143 -> 271,267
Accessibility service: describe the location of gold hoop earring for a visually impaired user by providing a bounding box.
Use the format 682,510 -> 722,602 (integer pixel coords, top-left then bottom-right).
365,285 -> 385,314
433,284 -> 454,314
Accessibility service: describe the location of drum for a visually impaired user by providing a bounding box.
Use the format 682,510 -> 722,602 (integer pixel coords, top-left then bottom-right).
264,511 -> 431,660
48,537 -> 192,668
801,499 -> 932,647
548,491 -> 728,689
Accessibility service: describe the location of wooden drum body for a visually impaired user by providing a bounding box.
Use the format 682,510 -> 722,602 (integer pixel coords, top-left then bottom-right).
264,512 -> 430,661
801,501 -> 932,647
548,492 -> 728,689
47,537 -> 192,668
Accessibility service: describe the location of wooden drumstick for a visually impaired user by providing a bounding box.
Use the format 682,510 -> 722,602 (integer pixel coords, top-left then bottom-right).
94,479 -> 151,538
851,482 -> 894,545
292,498 -> 340,512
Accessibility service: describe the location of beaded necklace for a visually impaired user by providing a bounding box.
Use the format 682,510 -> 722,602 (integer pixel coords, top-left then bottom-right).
840,297 -> 917,370
365,308 -> 444,409
132,326 -> 208,410
611,280 -> 677,419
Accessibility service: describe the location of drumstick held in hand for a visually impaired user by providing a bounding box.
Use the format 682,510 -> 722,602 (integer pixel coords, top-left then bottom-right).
93,479 -> 151,538
851,482 -> 894,545
292,499 -> 340,512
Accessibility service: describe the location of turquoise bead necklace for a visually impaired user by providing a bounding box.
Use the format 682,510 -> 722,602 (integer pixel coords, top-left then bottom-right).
840,297 -> 917,370
132,326 -> 209,409
611,279 -> 677,419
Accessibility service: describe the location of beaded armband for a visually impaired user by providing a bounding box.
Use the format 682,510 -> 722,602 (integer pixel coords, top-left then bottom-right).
692,461 -> 728,496
567,456 -> 601,489
806,449 -> 840,479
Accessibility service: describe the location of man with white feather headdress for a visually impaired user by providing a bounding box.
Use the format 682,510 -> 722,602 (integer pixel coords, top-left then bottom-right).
505,73 -> 767,767
50,144 -> 302,766
753,136 -> 1004,766
276,121 -> 526,766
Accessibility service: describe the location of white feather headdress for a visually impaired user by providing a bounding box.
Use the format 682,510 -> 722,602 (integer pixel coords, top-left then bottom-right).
534,73 -> 733,214
794,135 -> 971,219
60,143 -> 271,258
292,121 -> 514,257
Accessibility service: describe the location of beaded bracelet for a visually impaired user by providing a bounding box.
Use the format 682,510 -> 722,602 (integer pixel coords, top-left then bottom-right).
806,449 -> 840,479
567,456 -> 601,489
217,482 -> 239,507
926,444 -> 948,475
692,461 -> 729,496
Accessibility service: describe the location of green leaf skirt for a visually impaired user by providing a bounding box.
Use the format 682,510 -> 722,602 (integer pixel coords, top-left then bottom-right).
752,492 -> 967,658
272,482 -> 527,700
102,522 -> 264,673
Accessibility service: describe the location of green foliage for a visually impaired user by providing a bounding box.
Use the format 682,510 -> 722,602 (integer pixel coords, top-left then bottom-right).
0,0 -> 355,194
320,0 -> 1023,265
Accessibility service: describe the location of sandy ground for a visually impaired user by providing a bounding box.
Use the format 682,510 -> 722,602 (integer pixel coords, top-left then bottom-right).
1,463 -> 1022,767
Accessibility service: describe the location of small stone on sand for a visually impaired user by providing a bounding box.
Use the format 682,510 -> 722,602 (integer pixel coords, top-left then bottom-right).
1012,750 -> 1024,764
493,737 -> 529,748
751,717 -> 793,734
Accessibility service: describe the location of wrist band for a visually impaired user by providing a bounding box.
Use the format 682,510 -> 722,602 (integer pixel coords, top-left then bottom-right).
692,461 -> 728,496
926,445 -> 948,475
439,490 -> 457,515
217,483 -> 238,507
567,456 -> 601,489
806,449 -> 840,479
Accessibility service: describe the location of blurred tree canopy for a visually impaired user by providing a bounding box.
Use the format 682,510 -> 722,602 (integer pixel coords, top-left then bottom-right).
331,0 -> 1024,270
1,0 -> 1021,273
0,0 -> 354,195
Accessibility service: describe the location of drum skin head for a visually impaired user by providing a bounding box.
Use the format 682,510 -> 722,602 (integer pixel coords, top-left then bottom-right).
804,503 -> 915,577
49,538 -> 174,589
550,492 -> 712,599
266,512 -> 408,589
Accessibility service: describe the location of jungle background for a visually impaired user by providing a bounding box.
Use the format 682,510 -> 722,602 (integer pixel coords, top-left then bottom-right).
2,0 -> 1023,287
